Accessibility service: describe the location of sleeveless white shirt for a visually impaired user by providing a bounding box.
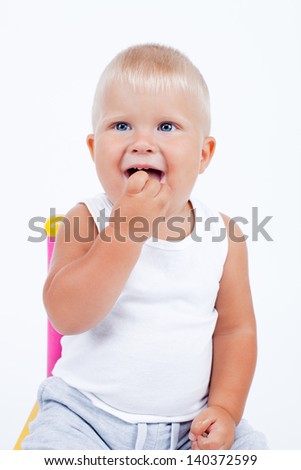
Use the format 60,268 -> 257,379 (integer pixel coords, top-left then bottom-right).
53,193 -> 228,423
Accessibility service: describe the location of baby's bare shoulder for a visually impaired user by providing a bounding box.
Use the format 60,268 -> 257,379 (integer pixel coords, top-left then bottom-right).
219,212 -> 246,242
61,203 -> 98,243
46,203 -> 98,279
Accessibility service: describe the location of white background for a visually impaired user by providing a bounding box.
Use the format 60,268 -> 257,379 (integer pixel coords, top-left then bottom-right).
0,0 -> 300,450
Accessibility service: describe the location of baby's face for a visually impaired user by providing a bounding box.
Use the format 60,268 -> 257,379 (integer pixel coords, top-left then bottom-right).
87,82 -> 214,215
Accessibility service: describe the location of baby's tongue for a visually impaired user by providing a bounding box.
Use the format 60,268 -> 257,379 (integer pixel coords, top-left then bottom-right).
145,168 -> 161,181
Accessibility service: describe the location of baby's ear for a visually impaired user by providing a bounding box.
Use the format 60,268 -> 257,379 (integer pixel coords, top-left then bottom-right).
199,137 -> 216,174
86,134 -> 95,162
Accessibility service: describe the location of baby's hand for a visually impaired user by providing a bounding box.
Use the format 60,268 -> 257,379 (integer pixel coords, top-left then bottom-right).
111,170 -> 172,240
189,406 -> 236,450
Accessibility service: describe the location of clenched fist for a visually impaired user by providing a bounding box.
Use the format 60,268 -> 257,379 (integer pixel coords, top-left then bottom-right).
189,406 -> 236,450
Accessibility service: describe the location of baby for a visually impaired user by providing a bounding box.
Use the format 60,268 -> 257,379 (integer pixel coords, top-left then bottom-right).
23,44 -> 268,450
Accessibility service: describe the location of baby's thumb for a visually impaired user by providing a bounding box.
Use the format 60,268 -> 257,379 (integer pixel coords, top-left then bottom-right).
126,170 -> 149,194
189,418 -> 214,442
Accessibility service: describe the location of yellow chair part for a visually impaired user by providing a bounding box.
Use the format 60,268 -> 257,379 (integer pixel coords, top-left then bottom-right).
14,401 -> 40,450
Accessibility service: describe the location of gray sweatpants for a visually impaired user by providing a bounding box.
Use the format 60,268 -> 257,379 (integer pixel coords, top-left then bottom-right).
22,377 -> 268,450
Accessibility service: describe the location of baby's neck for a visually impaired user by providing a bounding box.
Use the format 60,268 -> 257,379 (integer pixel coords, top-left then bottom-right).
154,200 -> 195,241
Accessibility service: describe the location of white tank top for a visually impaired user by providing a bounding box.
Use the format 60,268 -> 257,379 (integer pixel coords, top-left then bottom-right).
53,193 -> 228,423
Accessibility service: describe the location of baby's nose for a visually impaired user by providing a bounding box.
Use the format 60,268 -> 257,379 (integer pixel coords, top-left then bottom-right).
128,139 -> 157,154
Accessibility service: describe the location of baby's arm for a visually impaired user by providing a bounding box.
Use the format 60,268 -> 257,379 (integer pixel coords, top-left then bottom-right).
190,216 -> 257,450
43,171 -> 171,335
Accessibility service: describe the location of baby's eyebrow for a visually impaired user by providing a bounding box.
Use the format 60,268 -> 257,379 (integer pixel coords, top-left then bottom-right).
101,115 -> 129,124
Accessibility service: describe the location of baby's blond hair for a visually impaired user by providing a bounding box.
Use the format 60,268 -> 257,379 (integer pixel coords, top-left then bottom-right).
92,44 -> 211,134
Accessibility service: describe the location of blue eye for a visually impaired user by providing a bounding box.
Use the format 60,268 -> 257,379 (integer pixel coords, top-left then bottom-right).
158,122 -> 175,132
115,122 -> 130,131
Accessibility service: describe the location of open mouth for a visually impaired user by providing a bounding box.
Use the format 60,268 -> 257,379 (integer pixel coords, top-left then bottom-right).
125,167 -> 164,182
